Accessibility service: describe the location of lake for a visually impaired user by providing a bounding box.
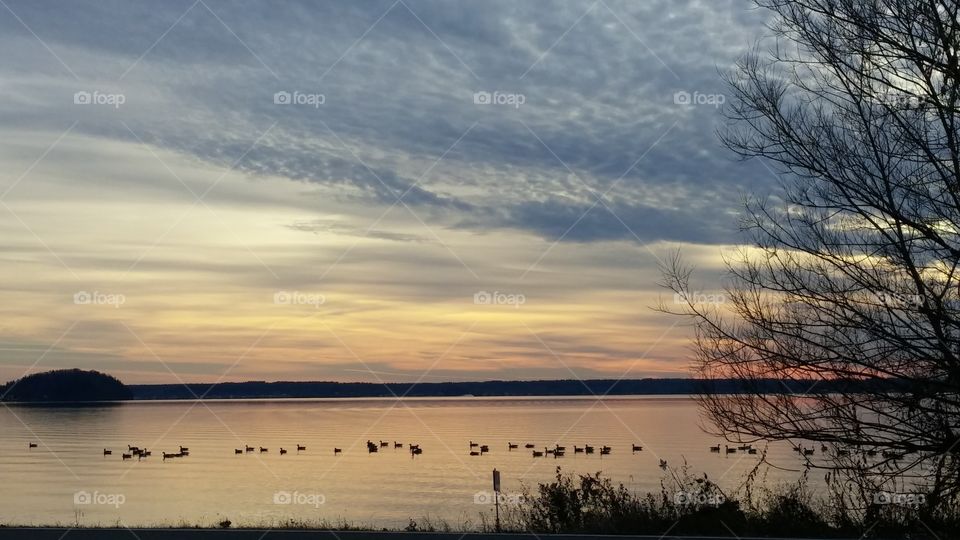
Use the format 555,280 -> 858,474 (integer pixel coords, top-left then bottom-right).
0,397 -> 813,528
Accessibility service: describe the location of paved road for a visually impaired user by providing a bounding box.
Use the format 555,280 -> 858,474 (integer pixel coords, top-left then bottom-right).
0,529 -> 893,540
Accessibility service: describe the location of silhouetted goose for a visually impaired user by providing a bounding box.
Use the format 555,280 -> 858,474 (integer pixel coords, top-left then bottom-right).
479,445 -> 489,453
632,444 -> 643,452
245,445 -> 254,452
469,450 -> 480,456
235,449 -> 243,454
28,442 -> 38,449
162,452 -> 176,459
122,453 -> 132,460
128,445 -> 139,452
367,445 -> 378,453
394,442 -> 402,449
524,443 -> 535,449
279,448 -> 287,455
600,446 -> 611,455
725,445 -> 736,454
379,440 -> 389,448
259,447 -> 268,453
179,446 -> 189,453
508,443 -> 518,450
409,444 -> 420,450
659,459 -> 668,469
469,440 -> 479,448
334,448 -> 342,454
297,444 -> 307,451
545,447 -> 554,455
555,445 -> 566,452
411,447 -> 423,455
709,444 -> 721,453
554,450 -> 565,458
573,446 -> 584,453
584,445 -> 595,454
803,448 -> 814,456
103,449 -> 112,456
532,450 -> 544,457
142,450 -> 151,457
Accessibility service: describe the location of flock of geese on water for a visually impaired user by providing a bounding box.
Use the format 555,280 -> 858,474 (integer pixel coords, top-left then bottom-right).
28,439 -> 900,463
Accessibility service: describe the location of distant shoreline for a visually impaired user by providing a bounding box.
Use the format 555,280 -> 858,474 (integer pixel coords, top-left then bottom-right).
120,377 -> 875,401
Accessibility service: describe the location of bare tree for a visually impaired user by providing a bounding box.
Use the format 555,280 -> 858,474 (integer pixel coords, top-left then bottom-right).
661,0 -> 960,513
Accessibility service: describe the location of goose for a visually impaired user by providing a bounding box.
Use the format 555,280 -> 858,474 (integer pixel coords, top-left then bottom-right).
508,443 -> 518,450
279,448 -> 287,455
469,441 -> 479,448
411,447 -> 423,455
259,447 -> 268,453
103,449 -> 112,456
709,444 -> 721,453
297,444 -> 307,451
162,452 -> 176,459
379,440 -> 389,448
554,450 -> 565,458
245,445 -> 254,452
585,445 -> 595,454
524,443 -> 535,449
555,445 -> 566,452
748,448 -> 758,455
394,442 -> 403,449
122,453 -> 132,460
409,444 -> 420,451
574,446 -> 584,453
179,446 -> 189,453
600,447 -> 611,455
480,445 -> 489,453
725,445 -> 736,454
803,448 -> 815,456
235,449 -> 243,454
142,450 -> 151,457
367,445 -> 378,453
532,450 -> 544,457
632,444 -> 643,452
28,442 -> 38,449
545,447 -> 554,455
334,448 -> 342,454
128,445 -> 140,452
659,459 -> 668,469
469,450 -> 480,456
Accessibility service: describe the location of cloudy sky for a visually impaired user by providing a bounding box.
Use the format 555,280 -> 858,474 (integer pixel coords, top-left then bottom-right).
0,0 -> 775,384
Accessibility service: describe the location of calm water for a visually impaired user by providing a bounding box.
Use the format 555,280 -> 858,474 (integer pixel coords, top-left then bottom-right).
0,397 -> 813,528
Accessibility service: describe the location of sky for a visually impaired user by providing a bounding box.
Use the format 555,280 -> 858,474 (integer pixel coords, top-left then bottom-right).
0,0 -> 776,384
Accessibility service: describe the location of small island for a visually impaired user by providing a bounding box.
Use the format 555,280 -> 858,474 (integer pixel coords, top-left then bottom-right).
0,368 -> 132,402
